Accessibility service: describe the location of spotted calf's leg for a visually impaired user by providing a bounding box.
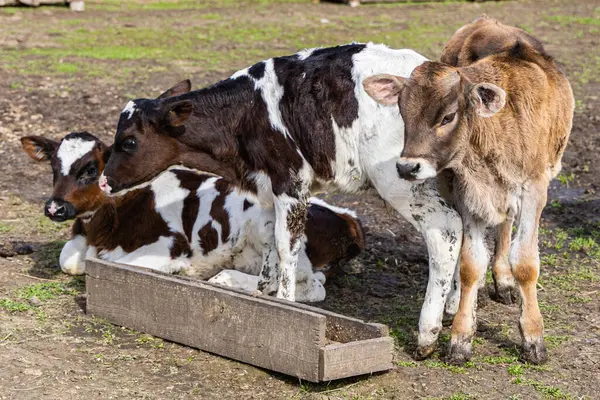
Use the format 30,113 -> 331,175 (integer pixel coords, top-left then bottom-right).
272,193 -> 308,301
447,216 -> 489,365
256,213 -> 279,296
510,179 -> 548,364
491,217 -> 518,305
444,260 -> 461,326
406,181 -> 463,360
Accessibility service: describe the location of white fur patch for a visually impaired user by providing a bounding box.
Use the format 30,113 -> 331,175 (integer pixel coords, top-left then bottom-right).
308,197 -> 357,219
57,138 -> 95,176
297,48 -> 317,60
151,171 -> 190,234
122,100 -> 137,120
251,58 -> 292,140
60,235 -> 88,275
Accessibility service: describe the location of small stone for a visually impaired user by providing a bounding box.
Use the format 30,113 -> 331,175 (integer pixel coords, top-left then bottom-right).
28,296 -> 42,307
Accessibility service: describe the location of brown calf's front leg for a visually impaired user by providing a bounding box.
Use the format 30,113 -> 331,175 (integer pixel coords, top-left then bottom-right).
447,216 -> 489,365
492,217 -> 518,305
510,179 -> 548,364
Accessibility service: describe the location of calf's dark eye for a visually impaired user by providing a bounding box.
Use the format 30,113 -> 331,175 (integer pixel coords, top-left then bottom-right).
121,137 -> 137,152
441,112 -> 456,127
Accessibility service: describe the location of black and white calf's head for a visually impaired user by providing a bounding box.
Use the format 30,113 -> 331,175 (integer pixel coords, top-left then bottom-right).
101,79 -> 219,195
21,132 -> 110,221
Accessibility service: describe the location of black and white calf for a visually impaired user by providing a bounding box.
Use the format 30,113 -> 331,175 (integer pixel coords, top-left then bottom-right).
21,132 -> 366,302
99,43 -> 463,358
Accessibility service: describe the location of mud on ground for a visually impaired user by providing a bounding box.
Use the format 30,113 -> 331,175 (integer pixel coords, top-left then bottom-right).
0,0 -> 599,399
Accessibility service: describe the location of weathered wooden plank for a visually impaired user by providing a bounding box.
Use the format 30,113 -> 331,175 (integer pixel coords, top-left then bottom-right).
86,259 -> 326,382
319,337 -> 395,381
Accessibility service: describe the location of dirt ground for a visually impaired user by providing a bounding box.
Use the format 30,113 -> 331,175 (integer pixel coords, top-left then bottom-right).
0,0 -> 599,399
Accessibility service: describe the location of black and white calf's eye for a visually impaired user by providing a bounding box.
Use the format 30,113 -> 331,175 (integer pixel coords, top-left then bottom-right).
440,112 -> 456,127
120,137 -> 137,152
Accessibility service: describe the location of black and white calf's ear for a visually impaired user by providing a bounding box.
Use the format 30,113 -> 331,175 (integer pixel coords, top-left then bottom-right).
363,74 -> 406,106
157,79 -> 192,100
20,136 -> 59,161
162,100 -> 194,129
470,83 -> 506,118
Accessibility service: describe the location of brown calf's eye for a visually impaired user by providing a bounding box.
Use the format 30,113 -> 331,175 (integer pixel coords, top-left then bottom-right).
441,112 -> 456,127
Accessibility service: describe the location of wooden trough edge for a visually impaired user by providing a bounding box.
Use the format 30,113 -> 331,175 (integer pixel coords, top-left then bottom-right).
85,258 -> 394,382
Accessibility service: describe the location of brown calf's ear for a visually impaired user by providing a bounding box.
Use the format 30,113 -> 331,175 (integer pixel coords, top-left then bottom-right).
471,83 -> 506,117
157,79 -> 192,99
363,74 -> 406,106
164,100 -> 193,128
20,136 -> 59,161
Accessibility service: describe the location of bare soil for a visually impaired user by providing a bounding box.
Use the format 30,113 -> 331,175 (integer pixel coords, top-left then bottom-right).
0,1 -> 599,399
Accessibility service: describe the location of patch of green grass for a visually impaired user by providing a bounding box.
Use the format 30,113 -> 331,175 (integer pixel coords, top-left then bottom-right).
544,335 -> 570,350
547,15 -> 600,27
397,360 -> 418,367
424,360 -> 474,374
54,62 -> 80,74
0,222 -> 13,233
479,355 -> 519,365
390,327 -> 411,347
17,282 -> 78,302
0,299 -> 33,313
517,378 -> 575,400
507,363 -> 524,377
556,172 -> 575,187
569,237 -> 600,258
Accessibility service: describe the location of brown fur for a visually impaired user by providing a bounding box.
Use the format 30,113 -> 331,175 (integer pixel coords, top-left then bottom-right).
440,14 -> 546,67
304,206 -> 366,275
366,17 -> 573,364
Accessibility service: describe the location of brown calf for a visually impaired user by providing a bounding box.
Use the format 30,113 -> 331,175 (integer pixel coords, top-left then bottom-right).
441,15 -> 551,306
364,17 -> 574,364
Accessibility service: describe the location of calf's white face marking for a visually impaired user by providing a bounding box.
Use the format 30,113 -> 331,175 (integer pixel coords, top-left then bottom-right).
122,100 -> 137,119
57,138 -> 96,176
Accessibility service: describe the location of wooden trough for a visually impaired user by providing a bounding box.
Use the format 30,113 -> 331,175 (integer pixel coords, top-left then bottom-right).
86,258 -> 395,382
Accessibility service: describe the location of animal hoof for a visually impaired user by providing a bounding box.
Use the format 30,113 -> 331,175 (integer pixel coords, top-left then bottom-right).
493,285 -> 519,305
446,340 -> 473,365
521,340 -> 547,365
414,343 -> 437,360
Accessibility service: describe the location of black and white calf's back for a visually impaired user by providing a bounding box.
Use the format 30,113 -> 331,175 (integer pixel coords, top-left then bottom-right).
22,133 -> 366,302
100,43 -> 463,357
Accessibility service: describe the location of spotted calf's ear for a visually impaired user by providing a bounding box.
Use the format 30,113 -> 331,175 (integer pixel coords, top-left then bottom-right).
162,100 -> 194,131
470,82 -> 506,118
362,74 -> 406,106
157,79 -> 192,99
20,136 -> 59,161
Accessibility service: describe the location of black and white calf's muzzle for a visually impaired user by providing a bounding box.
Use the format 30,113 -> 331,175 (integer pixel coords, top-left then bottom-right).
396,157 -> 438,182
44,199 -> 76,222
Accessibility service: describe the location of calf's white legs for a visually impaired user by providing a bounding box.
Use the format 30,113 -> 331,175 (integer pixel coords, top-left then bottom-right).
59,235 -> 88,275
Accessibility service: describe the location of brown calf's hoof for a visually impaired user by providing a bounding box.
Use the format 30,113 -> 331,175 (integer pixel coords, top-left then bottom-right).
492,284 -> 519,305
521,340 -> 547,365
414,343 -> 437,360
446,340 -> 473,365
